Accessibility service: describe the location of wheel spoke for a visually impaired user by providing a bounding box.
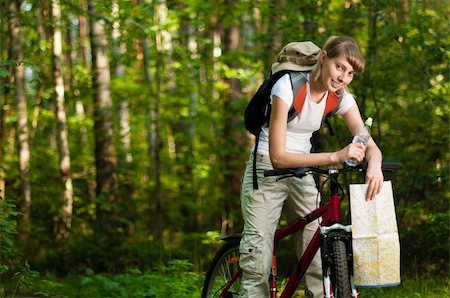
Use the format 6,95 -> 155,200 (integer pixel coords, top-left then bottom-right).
202,239 -> 242,298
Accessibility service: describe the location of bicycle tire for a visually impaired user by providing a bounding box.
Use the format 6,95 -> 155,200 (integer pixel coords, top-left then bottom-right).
330,239 -> 352,298
202,238 -> 241,298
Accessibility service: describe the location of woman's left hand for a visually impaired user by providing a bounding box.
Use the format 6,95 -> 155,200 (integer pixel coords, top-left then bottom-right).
365,161 -> 384,200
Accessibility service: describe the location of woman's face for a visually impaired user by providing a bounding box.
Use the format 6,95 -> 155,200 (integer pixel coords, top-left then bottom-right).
320,53 -> 355,92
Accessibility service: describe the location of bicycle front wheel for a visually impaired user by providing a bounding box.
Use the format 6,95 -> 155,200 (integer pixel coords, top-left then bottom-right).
330,239 -> 351,298
202,238 -> 242,298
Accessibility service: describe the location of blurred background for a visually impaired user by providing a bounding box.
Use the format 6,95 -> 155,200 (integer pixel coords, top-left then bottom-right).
1,0 -> 448,296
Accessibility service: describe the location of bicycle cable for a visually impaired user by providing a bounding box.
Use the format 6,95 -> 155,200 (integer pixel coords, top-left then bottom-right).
316,173 -> 346,203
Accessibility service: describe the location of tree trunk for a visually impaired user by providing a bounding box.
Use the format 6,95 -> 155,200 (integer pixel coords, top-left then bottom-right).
112,0 -> 132,165
221,0 -> 244,235
88,0 -> 118,236
74,0 -> 90,149
111,0 -> 135,236
171,5 -> 199,231
52,0 -> 74,240
400,0 -> 410,22
0,68 -> 12,201
0,85 -> 8,199
29,1 -> 49,140
141,31 -> 156,163
9,0 -> 31,242
78,0 -> 89,64
150,0 -> 165,235
0,10 -> 12,199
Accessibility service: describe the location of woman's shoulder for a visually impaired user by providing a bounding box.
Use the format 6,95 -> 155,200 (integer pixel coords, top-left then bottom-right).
272,73 -> 293,91
275,72 -> 292,83
271,73 -> 295,105
334,89 -> 357,115
338,88 -> 355,101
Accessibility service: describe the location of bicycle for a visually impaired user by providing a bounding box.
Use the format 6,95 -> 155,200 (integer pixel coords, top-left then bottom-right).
202,162 -> 401,298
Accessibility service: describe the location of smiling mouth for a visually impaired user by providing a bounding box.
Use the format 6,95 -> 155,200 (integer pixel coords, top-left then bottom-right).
331,80 -> 341,89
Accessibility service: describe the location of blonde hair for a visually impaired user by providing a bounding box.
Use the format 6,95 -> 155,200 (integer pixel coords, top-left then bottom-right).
311,36 -> 365,82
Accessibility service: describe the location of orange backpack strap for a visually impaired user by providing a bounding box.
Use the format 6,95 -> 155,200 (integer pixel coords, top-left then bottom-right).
293,84 -> 340,116
293,83 -> 307,113
324,91 -> 340,115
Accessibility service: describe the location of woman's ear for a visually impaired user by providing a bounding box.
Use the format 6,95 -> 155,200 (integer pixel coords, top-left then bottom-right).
320,50 -> 327,62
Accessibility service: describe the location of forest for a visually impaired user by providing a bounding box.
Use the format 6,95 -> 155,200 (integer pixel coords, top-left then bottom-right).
0,0 -> 448,297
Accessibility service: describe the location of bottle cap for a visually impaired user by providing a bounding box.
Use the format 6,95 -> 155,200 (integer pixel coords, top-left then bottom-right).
365,117 -> 373,127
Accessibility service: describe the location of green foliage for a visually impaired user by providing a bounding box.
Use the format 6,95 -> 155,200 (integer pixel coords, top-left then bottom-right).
0,199 -> 19,275
3,268 -> 448,298
3,261 -> 203,298
358,275 -> 450,298
0,261 -> 41,297
11,261 -> 40,296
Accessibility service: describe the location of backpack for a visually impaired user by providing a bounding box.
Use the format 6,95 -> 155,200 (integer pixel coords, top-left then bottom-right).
244,42 -> 340,189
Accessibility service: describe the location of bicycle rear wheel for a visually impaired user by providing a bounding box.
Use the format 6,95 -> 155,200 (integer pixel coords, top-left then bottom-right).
330,239 -> 352,298
202,238 -> 242,298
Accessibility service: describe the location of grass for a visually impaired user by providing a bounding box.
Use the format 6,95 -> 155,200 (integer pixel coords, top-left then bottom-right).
1,260 -> 204,298
1,261 -> 448,298
357,275 -> 449,298
284,275 -> 449,298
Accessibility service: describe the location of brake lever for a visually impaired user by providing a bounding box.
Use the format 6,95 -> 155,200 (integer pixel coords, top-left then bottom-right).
294,168 -> 309,178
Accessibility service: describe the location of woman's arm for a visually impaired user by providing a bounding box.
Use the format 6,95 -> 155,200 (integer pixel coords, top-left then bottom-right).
268,96 -> 366,168
342,105 -> 383,200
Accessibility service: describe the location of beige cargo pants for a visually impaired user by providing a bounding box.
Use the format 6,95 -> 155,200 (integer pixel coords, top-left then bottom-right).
239,154 -> 323,298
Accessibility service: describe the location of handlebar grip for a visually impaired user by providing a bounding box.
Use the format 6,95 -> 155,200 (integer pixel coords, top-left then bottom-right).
264,168 -> 311,178
355,162 -> 402,172
264,168 -> 294,177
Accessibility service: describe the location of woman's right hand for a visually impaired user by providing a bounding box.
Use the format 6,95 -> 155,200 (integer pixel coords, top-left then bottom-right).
336,143 -> 366,163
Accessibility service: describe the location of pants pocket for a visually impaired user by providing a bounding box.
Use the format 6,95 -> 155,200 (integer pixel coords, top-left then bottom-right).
239,230 -> 264,276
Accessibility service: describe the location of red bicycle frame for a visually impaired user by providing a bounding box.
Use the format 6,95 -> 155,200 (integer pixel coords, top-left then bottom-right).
273,193 -> 341,297
218,193 -> 343,298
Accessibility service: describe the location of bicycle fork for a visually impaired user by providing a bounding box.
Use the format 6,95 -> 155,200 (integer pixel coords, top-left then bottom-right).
322,274 -> 358,298
320,223 -> 359,298
350,276 -> 359,298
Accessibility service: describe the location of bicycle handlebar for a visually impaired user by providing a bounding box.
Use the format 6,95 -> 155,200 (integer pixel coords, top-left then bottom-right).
264,162 -> 402,179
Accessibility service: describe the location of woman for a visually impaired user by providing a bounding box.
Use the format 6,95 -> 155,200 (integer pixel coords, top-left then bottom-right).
239,36 -> 383,297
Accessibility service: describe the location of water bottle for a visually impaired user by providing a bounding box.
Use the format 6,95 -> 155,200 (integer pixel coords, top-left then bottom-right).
345,117 -> 373,166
